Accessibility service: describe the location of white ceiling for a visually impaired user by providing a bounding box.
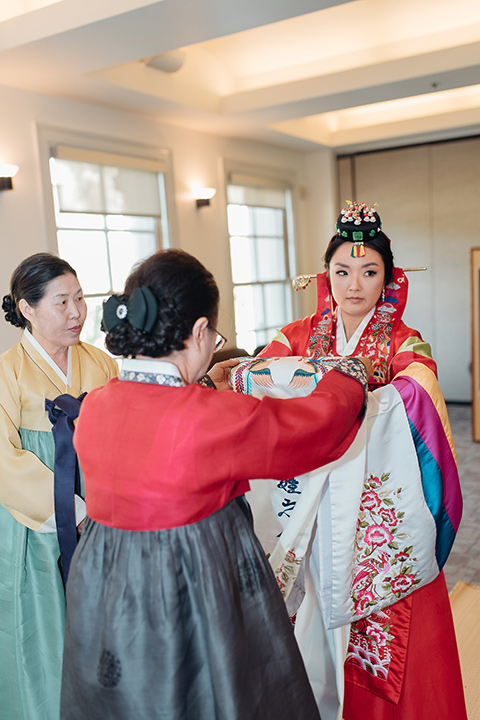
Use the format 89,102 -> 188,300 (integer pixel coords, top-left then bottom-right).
1,0 -> 479,153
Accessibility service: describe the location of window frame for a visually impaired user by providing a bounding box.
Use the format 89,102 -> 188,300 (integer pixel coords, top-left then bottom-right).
224,162 -> 299,353
37,125 -> 176,349
37,124 -> 176,255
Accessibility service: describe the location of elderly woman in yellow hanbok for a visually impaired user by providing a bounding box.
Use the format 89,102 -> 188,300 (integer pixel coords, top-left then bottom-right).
0,253 -> 118,720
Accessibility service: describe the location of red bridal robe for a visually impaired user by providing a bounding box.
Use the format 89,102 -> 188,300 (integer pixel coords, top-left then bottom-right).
60,360 -> 365,720
258,269 -> 467,720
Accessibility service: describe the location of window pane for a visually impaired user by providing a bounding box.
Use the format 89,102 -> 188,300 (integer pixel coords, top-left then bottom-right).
264,282 -> 290,327
57,230 -> 110,294
108,231 -> 157,292
230,235 -> 256,284
235,331 -> 257,356
228,185 -> 286,208
227,186 -> 247,205
252,330 -> 268,350
102,166 -> 161,216
56,212 -> 105,230
52,158 -> 103,213
253,207 -> 284,236
233,284 -> 264,333
256,238 -> 286,281
81,296 -> 109,350
106,215 -> 156,231
227,204 -> 251,236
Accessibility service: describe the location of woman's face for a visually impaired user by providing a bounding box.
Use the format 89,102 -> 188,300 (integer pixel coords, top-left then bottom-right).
328,242 -> 385,325
23,272 -> 87,353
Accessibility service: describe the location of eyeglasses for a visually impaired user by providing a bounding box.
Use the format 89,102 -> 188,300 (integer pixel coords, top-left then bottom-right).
209,324 -> 227,352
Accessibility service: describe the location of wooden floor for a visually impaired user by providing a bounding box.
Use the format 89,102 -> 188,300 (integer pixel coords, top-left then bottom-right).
450,582 -> 480,720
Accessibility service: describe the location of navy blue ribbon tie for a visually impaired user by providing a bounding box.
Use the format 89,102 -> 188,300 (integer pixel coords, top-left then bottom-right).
45,392 -> 86,585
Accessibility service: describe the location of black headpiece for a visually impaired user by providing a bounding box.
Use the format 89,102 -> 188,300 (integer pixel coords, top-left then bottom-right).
335,201 -> 382,257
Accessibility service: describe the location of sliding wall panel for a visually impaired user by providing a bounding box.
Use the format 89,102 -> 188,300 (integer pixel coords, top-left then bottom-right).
341,146 -> 435,361
430,138 -> 480,403
337,138 -> 480,402
471,248 -> 480,440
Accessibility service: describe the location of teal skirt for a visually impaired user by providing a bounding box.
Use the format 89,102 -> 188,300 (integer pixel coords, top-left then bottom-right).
0,428 -> 65,720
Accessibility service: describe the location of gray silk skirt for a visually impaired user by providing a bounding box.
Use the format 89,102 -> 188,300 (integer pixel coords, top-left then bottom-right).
60,498 -> 321,720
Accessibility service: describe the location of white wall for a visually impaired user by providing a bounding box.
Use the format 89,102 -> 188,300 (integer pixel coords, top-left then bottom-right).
0,82 -> 337,353
4,79 -> 471,401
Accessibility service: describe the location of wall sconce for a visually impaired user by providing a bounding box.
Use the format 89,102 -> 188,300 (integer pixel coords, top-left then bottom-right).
195,188 -> 216,208
0,163 -> 19,191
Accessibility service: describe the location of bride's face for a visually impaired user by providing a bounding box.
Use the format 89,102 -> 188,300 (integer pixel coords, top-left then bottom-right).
329,242 -> 385,323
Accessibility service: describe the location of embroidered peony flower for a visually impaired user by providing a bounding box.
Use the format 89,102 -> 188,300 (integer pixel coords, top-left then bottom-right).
378,507 -> 398,526
361,491 -> 381,511
394,551 -> 410,561
365,524 -> 394,547
368,475 -> 382,488
390,574 -> 416,594
365,626 -> 388,647
355,590 -> 375,615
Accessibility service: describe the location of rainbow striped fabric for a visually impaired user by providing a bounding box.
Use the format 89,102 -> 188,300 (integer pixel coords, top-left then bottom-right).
393,362 -> 462,569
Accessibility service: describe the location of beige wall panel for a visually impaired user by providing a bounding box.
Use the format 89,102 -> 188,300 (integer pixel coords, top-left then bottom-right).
337,156 -> 354,210
431,138 -> 480,402
353,146 -> 435,357
338,140 -> 479,401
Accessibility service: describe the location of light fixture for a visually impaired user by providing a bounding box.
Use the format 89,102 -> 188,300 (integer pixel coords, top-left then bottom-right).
0,163 -> 19,191
195,188 -> 216,208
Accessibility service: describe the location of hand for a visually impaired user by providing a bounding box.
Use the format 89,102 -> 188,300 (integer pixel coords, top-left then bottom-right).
356,356 -> 372,377
207,357 -> 244,391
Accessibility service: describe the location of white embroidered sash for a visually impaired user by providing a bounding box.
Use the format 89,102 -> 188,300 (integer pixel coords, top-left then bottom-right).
231,356 -> 439,629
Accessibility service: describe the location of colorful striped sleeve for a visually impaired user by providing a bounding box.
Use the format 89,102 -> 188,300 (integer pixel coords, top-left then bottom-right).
390,333 -> 437,379
392,363 -> 462,569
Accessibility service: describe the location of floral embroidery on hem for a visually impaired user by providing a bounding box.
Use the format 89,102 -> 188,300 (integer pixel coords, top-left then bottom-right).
346,608 -> 395,680
350,472 -> 421,619
274,548 -> 303,599
346,470 -> 422,680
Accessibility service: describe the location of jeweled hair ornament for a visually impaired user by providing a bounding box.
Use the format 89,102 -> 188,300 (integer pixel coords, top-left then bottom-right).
335,200 -> 381,258
102,286 -> 158,333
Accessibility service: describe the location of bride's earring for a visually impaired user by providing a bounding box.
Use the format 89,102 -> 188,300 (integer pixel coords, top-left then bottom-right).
381,287 -> 386,301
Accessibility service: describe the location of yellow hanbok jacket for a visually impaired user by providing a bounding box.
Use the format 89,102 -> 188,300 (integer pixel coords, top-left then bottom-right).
0,331 -> 118,720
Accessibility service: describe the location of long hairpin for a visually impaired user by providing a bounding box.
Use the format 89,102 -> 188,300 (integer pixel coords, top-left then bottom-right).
292,267 -> 427,291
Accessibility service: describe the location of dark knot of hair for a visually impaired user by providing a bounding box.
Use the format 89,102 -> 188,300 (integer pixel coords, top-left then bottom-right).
2,294 -> 23,328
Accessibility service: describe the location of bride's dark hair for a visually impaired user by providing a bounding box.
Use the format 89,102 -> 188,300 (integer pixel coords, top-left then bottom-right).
324,231 -> 395,286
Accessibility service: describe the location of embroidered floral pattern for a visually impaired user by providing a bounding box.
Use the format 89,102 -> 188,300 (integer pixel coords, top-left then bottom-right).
345,608 -> 395,680
344,471 -> 422,679
350,471 -> 421,620
118,370 -> 183,386
274,548 -> 303,599
307,270 -> 408,389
